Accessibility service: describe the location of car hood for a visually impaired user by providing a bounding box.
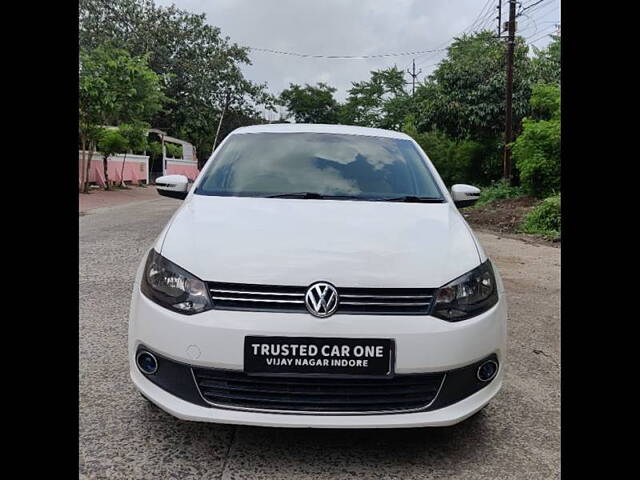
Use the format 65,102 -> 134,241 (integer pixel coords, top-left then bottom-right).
159,195 -> 482,288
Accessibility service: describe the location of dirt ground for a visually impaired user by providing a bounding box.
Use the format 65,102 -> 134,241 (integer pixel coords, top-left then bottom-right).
462,197 -> 559,247
79,185 -> 159,214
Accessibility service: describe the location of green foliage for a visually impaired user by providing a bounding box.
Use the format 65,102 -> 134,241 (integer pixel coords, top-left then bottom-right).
520,195 -> 561,238
414,31 -> 532,141
279,83 -> 339,124
148,141 -> 163,157
512,84 -> 560,197
403,115 -> 501,186
98,129 -> 128,157
475,179 -> 525,206
531,35 -> 560,85
529,83 -> 560,121
340,67 -> 410,130
79,45 -> 166,128
402,114 -> 420,140
165,143 -> 183,158
118,121 -> 149,154
80,0 -> 275,159
79,2 -> 560,201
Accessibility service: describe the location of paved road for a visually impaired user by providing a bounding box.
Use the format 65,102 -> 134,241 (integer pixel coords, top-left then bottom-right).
79,198 -> 560,479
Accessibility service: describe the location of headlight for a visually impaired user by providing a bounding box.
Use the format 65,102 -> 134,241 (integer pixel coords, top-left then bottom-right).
432,260 -> 498,321
140,249 -> 213,314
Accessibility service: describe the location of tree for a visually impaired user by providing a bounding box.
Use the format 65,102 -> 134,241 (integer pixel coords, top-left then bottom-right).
118,121 -> 149,187
279,83 -> 339,124
165,143 -> 183,158
414,31 -> 532,141
512,84 -> 560,197
340,67 -> 410,129
530,35 -> 560,85
78,123 -> 104,193
79,45 -> 165,192
403,115 -> 496,186
79,0 -> 276,159
97,130 -> 128,190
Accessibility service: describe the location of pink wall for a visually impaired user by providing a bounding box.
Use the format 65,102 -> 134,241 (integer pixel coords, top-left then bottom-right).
166,163 -> 199,180
79,155 -> 148,188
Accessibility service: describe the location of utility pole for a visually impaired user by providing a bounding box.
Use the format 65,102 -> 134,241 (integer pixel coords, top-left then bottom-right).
496,0 -> 502,37
212,89 -> 232,155
406,59 -> 422,96
503,0 -> 516,184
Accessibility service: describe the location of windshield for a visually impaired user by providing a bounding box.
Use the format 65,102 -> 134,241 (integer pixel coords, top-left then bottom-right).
194,132 -> 444,201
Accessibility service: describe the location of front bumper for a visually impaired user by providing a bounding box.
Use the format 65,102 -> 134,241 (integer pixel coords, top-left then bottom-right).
128,284 -> 507,427
132,365 -> 502,428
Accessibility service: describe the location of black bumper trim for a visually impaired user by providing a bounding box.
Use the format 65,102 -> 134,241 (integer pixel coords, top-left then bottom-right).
135,345 -> 498,415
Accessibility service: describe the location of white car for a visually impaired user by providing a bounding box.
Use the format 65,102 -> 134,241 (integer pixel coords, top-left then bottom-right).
129,123 -> 507,428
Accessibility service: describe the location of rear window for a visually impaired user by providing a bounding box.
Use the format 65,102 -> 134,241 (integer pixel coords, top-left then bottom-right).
195,132 -> 443,200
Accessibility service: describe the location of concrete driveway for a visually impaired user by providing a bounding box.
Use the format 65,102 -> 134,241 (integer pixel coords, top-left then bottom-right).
79,197 -> 560,479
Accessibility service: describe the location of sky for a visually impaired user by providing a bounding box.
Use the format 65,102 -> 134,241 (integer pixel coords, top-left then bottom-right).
155,0 -> 560,116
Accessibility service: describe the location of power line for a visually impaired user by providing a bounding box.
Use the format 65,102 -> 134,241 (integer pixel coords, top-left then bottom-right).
518,0 -> 547,14
464,0 -> 497,35
514,1 -> 559,38
412,0 -> 499,71
519,0 -> 557,17
247,46 -> 447,60
523,1 -> 559,19
516,0 -> 558,27
525,21 -> 559,39
517,12 -> 539,36
527,24 -> 559,45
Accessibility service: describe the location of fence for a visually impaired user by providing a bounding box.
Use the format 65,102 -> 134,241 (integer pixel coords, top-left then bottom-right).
164,157 -> 199,180
79,152 -> 149,189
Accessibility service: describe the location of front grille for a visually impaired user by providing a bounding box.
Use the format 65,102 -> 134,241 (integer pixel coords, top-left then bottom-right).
207,282 -> 436,315
192,367 -> 445,413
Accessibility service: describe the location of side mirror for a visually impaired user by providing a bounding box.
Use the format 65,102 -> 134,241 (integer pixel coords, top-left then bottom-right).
155,175 -> 190,200
451,184 -> 481,209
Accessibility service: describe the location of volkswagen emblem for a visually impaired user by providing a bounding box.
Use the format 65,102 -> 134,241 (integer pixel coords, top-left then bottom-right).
305,282 -> 339,318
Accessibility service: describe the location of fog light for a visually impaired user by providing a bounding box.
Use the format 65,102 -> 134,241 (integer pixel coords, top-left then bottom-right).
136,351 -> 158,375
477,360 -> 498,382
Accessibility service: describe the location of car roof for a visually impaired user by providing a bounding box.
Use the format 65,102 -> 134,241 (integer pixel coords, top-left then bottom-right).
230,123 -> 412,140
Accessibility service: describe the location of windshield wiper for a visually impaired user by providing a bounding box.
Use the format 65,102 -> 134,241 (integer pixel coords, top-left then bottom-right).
266,192 -> 326,199
373,195 -> 445,203
265,192 -> 362,200
265,193 -> 443,202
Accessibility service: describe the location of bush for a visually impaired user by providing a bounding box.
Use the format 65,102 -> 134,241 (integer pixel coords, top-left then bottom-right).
476,179 -> 525,206
512,118 -> 560,197
520,195 -> 561,238
512,83 -> 560,198
403,119 -> 501,186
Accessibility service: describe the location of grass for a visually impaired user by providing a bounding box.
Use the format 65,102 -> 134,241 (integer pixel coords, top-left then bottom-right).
519,195 -> 561,240
475,179 -> 525,207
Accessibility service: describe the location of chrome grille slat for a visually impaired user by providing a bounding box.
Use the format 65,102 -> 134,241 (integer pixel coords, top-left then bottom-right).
210,296 -> 304,304
207,281 -> 436,315
341,294 -> 432,299
210,289 -> 303,297
341,301 -> 431,306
